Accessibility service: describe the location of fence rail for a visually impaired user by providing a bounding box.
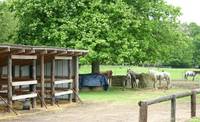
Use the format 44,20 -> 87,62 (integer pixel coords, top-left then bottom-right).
138,89 -> 200,122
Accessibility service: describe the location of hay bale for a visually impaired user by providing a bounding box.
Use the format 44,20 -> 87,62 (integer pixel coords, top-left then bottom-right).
138,73 -> 154,88
112,74 -> 155,89
111,75 -> 126,86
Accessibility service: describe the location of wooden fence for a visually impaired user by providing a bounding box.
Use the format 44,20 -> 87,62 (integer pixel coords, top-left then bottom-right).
138,89 -> 200,122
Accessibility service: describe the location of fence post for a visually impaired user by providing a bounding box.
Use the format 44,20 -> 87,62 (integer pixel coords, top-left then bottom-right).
139,101 -> 148,122
191,90 -> 196,117
171,95 -> 176,122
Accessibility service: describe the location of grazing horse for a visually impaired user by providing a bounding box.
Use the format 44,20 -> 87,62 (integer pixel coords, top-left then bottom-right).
123,69 -> 140,90
184,71 -> 200,81
148,69 -> 171,89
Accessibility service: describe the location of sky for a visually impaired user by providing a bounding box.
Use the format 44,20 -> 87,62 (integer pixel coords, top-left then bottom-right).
166,0 -> 200,25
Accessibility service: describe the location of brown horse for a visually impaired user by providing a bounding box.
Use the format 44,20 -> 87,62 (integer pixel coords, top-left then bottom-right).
100,70 -> 113,86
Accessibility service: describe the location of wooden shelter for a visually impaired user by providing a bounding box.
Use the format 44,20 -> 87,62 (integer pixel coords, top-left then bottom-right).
0,44 -> 88,111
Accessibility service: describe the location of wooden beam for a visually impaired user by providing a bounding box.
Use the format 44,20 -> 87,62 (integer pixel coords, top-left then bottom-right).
171,95 -> 176,122
139,102 -> 148,122
0,48 -> 10,54
12,93 -> 37,100
36,50 -> 47,55
191,91 -> 196,117
11,55 -> 37,60
48,50 -> 57,55
11,49 -> 25,54
68,60 -> 72,103
31,60 -> 37,108
54,90 -> 73,97
74,52 -> 83,56
0,80 -> 8,85
57,51 -> 67,55
72,56 -> 79,102
7,55 -> 12,112
66,51 -> 74,56
51,58 -> 55,105
40,55 -> 45,107
25,49 -> 35,55
12,80 -> 37,86
54,56 -> 72,60
54,79 -> 73,85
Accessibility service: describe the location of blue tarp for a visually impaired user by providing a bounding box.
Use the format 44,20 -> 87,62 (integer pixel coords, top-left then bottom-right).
79,73 -> 109,91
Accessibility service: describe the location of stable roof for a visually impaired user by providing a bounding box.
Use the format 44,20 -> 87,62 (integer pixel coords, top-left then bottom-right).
0,44 -> 88,56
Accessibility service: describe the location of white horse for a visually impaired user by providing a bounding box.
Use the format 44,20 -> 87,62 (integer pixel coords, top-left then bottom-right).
185,71 -> 196,81
148,69 -> 171,89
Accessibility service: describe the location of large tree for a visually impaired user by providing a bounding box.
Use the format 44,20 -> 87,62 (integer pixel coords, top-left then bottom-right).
185,23 -> 200,67
10,0 -> 186,72
0,1 -> 18,43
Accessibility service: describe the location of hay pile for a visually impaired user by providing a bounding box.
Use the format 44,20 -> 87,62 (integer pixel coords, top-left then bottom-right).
138,73 -> 154,88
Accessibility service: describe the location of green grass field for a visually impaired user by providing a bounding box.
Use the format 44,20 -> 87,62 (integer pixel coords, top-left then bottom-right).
80,87 -> 200,104
189,117 -> 200,122
80,65 -> 200,80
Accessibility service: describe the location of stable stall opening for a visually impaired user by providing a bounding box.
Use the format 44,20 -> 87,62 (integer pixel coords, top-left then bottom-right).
0,55 -> 37,112
36,56 -> 73,105
0,44 -> 88,112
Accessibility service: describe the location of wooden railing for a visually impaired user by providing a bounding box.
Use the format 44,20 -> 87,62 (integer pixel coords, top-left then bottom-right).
138,89 -> 200,122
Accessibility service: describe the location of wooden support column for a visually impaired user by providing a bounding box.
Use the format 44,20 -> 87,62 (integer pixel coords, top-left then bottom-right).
7,55 -> 12,112
40,55 -> 45,107
171,95 -> 176,122
0,67 -> 2,90
139,102 -> 148,122
72,56 -> 79,102
68,60 -> 72,103
19,65 -> 22,90
32,60 -> 37,108
51,58 -> 55,105
12,66 -> 15,97
191,91 -> 196,117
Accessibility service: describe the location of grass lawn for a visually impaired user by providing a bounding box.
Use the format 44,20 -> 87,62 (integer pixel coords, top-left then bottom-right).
80,87 -> 200,104
189,117 -> 200,122
80,65 -> 200,80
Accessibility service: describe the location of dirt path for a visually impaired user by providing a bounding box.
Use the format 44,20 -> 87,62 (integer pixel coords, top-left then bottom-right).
1,101 -> 199,122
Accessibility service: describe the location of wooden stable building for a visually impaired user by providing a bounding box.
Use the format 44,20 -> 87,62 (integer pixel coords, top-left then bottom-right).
0,44 -> 88,111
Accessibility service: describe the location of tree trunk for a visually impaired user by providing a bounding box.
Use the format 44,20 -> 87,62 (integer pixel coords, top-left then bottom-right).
91,61 -> 100,73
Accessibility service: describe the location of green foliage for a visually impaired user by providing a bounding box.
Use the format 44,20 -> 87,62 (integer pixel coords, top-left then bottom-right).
0,1 -> 18,43
11,0 -> 140,64
186,23 -> 200,67
9,0 -> 193,67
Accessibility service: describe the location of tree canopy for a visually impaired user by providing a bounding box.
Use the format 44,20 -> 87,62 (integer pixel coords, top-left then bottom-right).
185,23 -> 200,67
0,1 -> 18,43
1,0 -> 198,70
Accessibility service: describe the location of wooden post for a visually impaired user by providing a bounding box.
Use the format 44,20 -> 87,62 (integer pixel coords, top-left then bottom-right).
12,66 -> 15,98
51,58 -> 55,105
7,55 -> 12,112
68,60 -> 72,103
171,95 -> 176,122
32,60 -> 37,108
40,55 -> 45,107
0,67 -> 2,90
191,91 -> 196,117
72,56 -> 79,102
139,102 -> 148,122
